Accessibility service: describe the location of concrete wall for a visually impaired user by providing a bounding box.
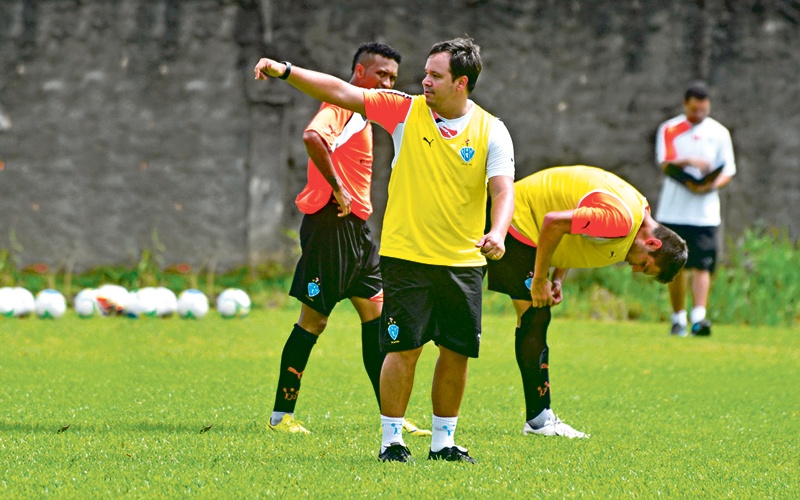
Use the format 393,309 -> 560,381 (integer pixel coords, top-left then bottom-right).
1,0 -> 797,272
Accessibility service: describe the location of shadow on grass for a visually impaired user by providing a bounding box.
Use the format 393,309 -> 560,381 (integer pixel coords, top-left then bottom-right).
0,420 -> 265,434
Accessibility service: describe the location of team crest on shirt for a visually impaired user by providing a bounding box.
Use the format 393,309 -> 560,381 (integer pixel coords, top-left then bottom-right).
459,139 -> 475,163
387,317 -> 400,341
307,278 -> 321,298
524,272 -> 534,290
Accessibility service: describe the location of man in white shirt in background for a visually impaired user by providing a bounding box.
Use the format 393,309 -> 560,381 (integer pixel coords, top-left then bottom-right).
654,81 -> 736,337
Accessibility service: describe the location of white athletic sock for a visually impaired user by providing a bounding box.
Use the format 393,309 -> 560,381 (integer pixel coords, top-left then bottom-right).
671,310 -> 687,326
528,408 -> 555,429
430,415 -> 458,452
270,411 -> 289,426
380,415 -> 405,452
690,306 -> 707,324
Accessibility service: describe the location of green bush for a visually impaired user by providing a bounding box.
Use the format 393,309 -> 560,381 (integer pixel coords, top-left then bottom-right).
713,227 -> 799,326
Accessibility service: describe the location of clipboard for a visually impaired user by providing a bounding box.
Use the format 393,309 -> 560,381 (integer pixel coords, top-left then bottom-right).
664,163 -> 724,186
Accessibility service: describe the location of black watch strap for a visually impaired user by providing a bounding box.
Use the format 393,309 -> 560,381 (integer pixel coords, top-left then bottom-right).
278,61 -> 292,80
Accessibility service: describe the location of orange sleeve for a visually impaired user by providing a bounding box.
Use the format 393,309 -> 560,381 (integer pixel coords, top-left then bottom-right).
304,102 -> 352,149
571,192 -> 633,238
363,89 -> 413,135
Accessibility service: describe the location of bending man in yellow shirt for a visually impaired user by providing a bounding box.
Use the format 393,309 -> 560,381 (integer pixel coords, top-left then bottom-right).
487,165 -> 688,438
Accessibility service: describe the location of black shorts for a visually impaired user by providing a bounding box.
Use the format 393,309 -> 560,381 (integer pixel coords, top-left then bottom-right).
487,233 -> 537,300
379,256 -> 485,358
289,204 -> 382,316
663,224 -> 718,272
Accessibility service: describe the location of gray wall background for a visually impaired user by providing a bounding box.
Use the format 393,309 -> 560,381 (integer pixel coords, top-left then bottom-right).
1,0 -> 798,273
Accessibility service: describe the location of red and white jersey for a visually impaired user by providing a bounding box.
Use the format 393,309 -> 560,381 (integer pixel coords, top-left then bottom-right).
655,114 -> 736,226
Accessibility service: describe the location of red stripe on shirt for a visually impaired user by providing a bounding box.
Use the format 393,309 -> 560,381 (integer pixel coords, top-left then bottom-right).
662,120 -> 692,161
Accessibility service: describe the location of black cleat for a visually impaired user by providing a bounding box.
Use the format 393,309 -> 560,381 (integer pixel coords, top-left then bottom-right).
691,319 -> 712,336
379,443 -> 413,462
428,445 -> 476,463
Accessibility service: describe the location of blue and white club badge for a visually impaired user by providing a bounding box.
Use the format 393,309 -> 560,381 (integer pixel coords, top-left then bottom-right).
307,278 -> 321,298
524,273 -> 534,290
387,318 -> 400,340
460,146 -> 475,162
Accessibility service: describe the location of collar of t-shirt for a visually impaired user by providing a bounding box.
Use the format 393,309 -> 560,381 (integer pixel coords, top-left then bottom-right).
430,100 -> 476,138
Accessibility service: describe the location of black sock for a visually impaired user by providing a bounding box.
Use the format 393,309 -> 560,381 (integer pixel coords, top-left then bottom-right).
361,317 -> 384,410
515,306 -> 552,422
273,324 -> 318,413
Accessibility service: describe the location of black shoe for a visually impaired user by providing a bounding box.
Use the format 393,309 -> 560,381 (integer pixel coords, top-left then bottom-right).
428,445 -> 476,463
691,319 -> 712,336
378,443 -> 413,462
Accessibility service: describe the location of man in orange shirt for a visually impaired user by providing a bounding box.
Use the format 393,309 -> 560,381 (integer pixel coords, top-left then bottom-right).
267,42 -> 428,437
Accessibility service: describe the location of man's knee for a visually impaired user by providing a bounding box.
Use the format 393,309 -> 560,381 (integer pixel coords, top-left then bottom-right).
520,306 -> 551,332
297,305 -> 329,334
385,347 -> 423,367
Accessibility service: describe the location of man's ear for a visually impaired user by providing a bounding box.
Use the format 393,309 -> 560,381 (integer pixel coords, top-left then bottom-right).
354,63 -> 365,79
456,75 -> 468,91
645,237 -> 663,251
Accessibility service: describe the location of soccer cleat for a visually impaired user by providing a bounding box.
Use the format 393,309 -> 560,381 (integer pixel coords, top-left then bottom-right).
378,443 -> 413,462
691,319 -> 712,336
428,445 -> 476,463
402,418 -> 432,436
670,322 -> 687,337
267,414 -> 311,434
523,415 -> 589,439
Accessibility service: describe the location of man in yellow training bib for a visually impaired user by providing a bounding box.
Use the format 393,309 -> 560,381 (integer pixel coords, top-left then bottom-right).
486,165 -> 687,438
255,38 -> 515,463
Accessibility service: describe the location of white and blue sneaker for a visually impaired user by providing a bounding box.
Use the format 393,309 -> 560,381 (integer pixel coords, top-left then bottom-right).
523,415 -> 589,439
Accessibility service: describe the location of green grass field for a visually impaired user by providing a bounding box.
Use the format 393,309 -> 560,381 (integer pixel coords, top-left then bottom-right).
1,307 -> 798,497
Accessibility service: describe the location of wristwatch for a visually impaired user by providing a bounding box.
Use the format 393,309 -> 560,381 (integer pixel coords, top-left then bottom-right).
278,61 -> 292,80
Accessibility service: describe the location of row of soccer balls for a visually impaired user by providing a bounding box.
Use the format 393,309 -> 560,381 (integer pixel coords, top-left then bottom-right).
0,285 -> 252,319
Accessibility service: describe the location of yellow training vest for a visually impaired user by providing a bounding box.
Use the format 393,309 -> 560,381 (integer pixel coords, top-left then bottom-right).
512,166 -> 648,268
380,96 -> 495,266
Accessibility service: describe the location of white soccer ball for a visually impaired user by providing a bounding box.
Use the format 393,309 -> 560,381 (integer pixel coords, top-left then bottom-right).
0,287 -> 18,317
13,287 -> 35,317
35,289 -> 67,319
177,289 -> 209,319
154,287 -> 178,317
216,288 -> 251,318
74,288 -> 100,318
95,284 -> 130,316
126,287 -> 160,318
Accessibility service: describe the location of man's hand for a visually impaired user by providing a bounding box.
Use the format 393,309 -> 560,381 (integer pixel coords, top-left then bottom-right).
550,268 -> 568,307
686,180 -> 715,194
550,279 -> 564,306
476,231 -> 506,261
254,58 -> 287,80
530,276 -> 554,308
332,186 -> 353,217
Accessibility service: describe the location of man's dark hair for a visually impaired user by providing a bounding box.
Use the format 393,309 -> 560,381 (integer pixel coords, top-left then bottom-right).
684,80 -> 710,101
650,224 -> 688,284
429,38 -> 482,94
351,42 -> 402,73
